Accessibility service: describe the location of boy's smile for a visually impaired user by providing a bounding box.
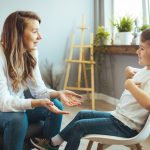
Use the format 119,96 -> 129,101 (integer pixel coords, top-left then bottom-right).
136,41 -> 150,69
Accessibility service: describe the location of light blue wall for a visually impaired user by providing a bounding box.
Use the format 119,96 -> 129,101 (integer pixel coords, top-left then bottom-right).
0,0 -> 94,68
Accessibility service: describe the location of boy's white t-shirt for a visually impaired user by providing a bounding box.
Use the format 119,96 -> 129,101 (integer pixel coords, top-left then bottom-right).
111,68 -> 150,131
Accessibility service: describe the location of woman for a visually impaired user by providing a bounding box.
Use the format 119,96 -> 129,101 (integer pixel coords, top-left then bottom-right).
0,11 -> 82,150
48,29 -> 150,150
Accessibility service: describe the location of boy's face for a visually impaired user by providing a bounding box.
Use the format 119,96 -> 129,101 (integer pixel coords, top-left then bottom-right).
136,41 -> 150,69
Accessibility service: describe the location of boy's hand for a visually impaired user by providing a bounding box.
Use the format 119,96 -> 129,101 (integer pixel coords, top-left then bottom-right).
125,66 -> 137,79
135,82 -> 142,88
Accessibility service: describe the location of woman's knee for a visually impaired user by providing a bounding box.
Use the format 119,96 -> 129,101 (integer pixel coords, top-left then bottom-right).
52,98 -> 64,110
3,113 -> 28,148
9,112 -> 28,132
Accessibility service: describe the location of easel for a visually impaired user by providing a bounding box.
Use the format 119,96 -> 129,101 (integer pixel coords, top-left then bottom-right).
64,16 -> 95,109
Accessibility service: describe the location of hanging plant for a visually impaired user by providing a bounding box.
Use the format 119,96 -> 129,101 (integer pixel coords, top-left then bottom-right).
94,26 -> 110,46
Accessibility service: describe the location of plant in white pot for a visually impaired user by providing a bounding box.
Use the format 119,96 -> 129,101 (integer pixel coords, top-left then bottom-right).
113,16 -> 134,45
139,24 -> 150,31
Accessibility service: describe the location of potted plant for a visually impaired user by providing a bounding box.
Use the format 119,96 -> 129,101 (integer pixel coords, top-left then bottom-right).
139,24 -> 150,31
131,24 -> 150,45
94,26 -> 110,46
113,16 -> 134,45
41,60 -> 64,90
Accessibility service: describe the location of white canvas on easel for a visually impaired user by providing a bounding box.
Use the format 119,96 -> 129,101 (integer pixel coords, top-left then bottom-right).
64,16 -> 95,109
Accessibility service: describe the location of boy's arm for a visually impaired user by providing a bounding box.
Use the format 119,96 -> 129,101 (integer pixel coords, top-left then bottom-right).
125,79 -> 150,110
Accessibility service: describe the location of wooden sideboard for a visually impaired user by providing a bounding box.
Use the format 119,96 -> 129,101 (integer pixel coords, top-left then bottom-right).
94,45 -> 139,55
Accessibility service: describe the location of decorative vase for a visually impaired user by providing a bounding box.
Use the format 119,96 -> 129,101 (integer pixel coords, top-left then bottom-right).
131,32 -> 141,45
114,32 -> 133,45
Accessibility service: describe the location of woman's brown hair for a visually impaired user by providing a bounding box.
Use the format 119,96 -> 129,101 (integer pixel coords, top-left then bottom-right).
1,11 -> 41,92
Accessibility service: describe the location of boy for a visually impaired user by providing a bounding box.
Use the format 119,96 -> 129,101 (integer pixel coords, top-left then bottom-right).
32,29 -> 150,150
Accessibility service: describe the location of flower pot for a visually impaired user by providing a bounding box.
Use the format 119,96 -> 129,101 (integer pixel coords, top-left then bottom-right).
131,32 -> 141,45
114,32 -> 133,45
99,38 -> 107,46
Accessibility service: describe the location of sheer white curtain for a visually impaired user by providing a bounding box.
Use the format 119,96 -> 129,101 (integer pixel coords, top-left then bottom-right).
143,0 -> 150,24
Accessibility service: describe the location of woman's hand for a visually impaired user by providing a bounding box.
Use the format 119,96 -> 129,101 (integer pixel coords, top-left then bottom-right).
50,90 -> 83,107
31,98 -> 70,114
31,98 -> 54,108
48,105 -> 70,114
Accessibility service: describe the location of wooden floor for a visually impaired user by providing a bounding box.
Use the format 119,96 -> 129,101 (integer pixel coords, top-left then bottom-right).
59,100 -> 150,150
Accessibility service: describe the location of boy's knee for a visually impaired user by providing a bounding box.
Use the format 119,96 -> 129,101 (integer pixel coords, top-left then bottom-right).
77,110 -> 88,116
73,121 -> 85,134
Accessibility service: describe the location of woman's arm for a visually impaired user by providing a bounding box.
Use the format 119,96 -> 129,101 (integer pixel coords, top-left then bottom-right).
0,49 -> 54,112
28,51 -> 83,107
0,50 -> 33,112
31,98 -> 69,114
28,51 -> 55,99
125,79 -> 150,110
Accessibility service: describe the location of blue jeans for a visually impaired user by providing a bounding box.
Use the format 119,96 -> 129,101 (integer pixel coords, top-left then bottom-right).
59,110 -> 138,150
0,98 -> 63,150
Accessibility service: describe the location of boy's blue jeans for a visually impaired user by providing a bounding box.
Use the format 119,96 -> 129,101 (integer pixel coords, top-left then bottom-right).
59,110 -> 138,150
0,98 -> 63,150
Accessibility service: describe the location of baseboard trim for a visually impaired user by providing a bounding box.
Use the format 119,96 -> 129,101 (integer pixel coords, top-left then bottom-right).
81,93 -> 119,106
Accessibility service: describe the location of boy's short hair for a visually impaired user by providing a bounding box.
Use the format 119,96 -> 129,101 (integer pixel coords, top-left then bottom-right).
141,29 -> 150,45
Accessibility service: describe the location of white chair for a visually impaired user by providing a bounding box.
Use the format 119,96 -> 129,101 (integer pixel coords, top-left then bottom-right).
83,114 -> 150,150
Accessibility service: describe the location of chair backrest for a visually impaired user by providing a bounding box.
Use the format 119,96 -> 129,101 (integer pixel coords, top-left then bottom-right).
131,113 -> 150,143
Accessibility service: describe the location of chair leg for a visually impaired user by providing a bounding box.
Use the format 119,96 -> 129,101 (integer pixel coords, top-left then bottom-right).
86,141 -> 94,150
135,143 -> 143,150
97,143 -> 104,150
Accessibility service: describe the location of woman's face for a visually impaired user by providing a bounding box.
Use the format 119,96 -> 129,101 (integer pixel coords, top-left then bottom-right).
23,19 -> 42,50
136,41 -> 150,69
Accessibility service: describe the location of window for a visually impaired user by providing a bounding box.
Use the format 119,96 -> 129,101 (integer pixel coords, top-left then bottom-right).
143,0 -> 150,24
113,0 -> 143,26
